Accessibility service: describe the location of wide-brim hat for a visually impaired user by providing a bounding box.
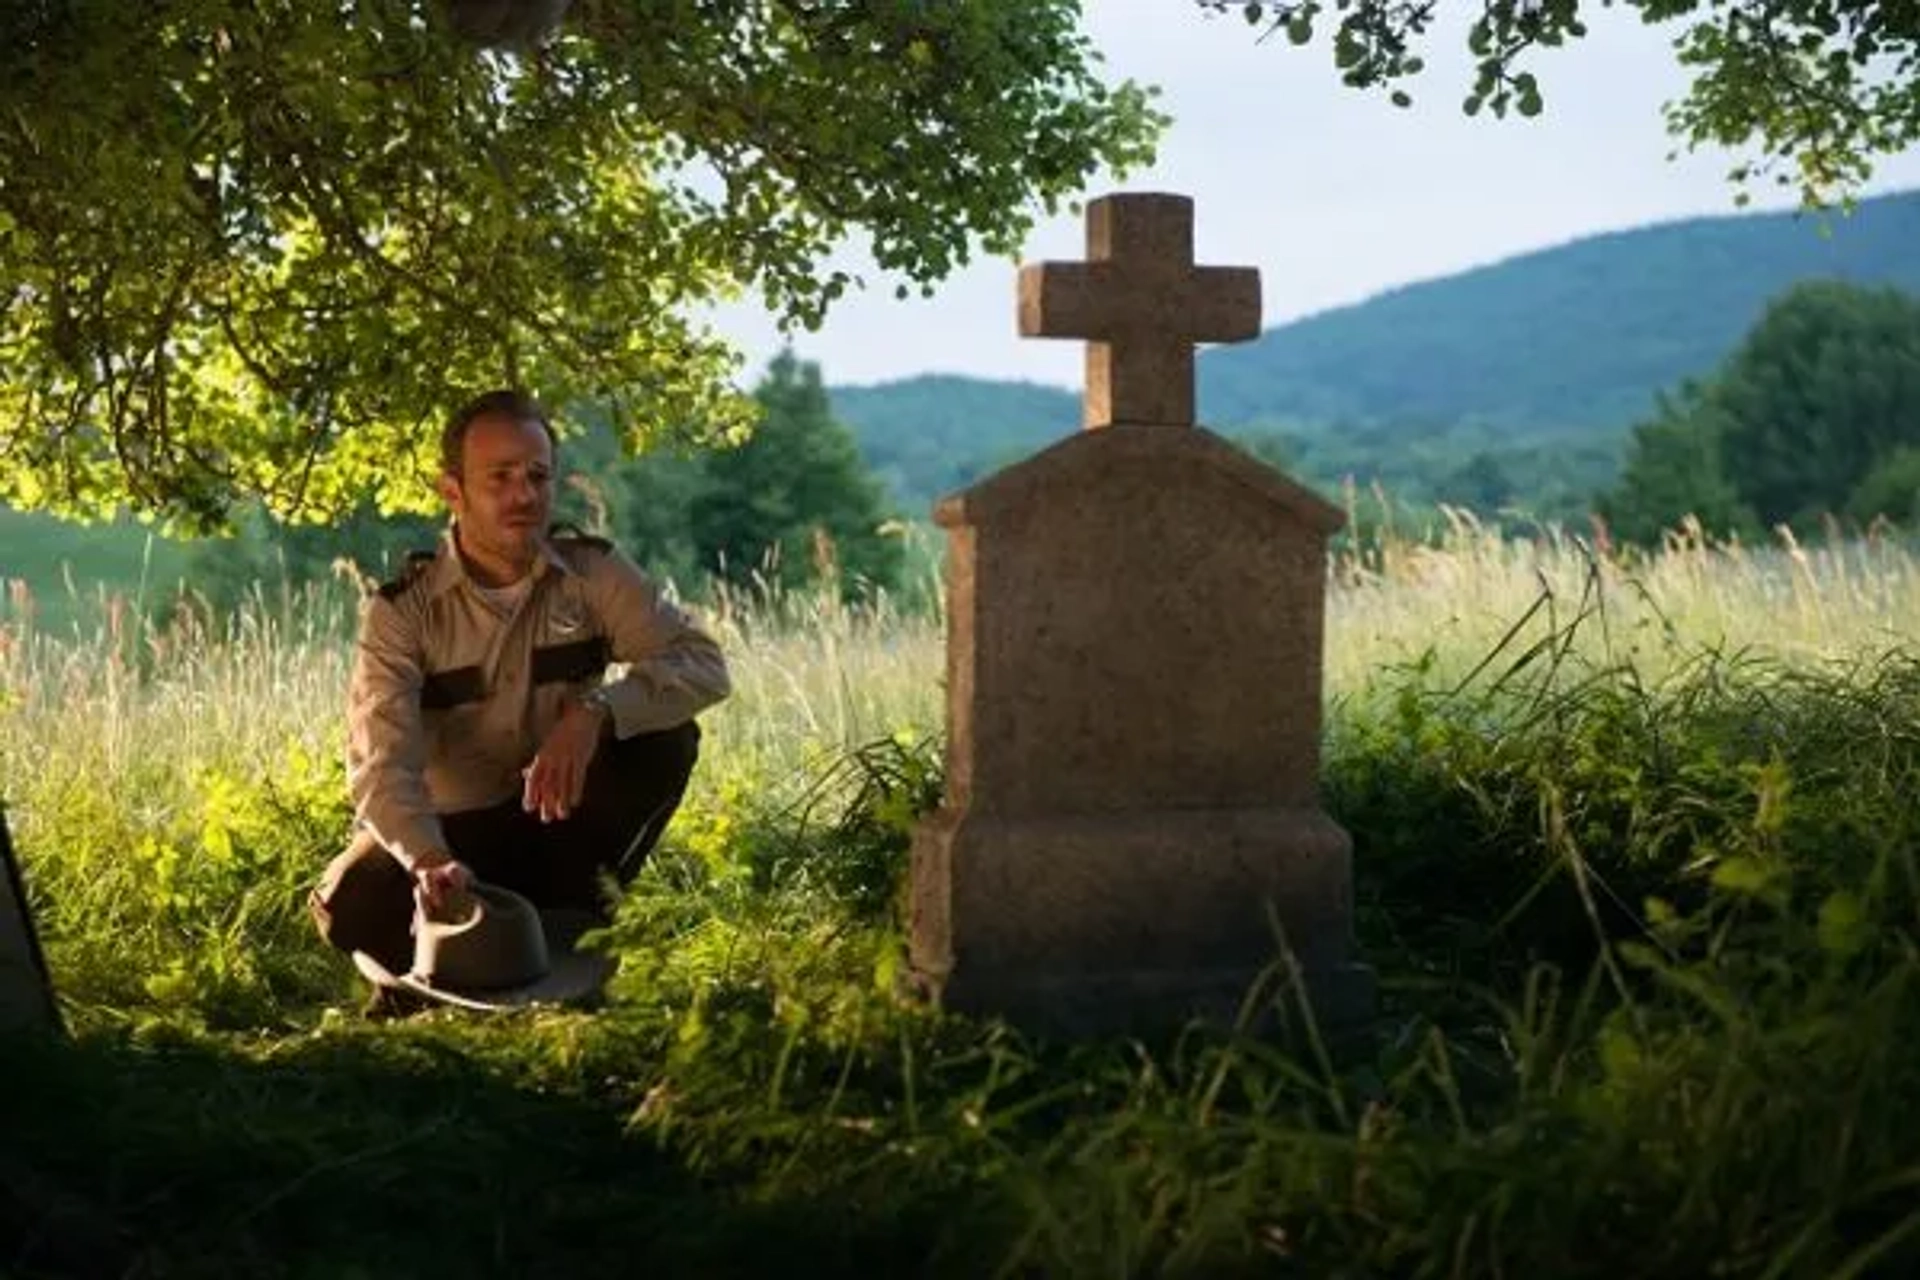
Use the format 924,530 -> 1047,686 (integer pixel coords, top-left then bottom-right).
352,882 -> 616,1013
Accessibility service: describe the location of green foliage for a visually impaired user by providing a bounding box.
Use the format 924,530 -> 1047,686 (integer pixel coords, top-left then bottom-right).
0,1 -> 1165,531
690,353 -> 905,599
1206,0 -> 1920,206
1603,279 -> 1920,540
0,507 -> 194,634
1847,443 -> 1920,525
23,738 -> 351,1030
1598,380 -> 1757,545
1715,280 -> 1920,527
13,549 -> 1920,1274
15,579 -> 1920,1274
600,448 -> 708,589
180,501 -> 442,613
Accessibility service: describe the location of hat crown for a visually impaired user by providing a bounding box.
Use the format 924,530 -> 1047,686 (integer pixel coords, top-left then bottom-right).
410,884 -> 551,992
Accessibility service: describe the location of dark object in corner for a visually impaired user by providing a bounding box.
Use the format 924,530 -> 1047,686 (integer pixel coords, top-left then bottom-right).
0,801 -> 61,1035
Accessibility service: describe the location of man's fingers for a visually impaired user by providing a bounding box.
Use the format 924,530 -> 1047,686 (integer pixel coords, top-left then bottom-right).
537,759 -> 563,822
524,753 -> 584,822
524,759 -> 553,814
524,733 -> 597,822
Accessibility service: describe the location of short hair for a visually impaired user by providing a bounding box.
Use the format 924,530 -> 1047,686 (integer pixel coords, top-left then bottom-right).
440,388 -> 557,476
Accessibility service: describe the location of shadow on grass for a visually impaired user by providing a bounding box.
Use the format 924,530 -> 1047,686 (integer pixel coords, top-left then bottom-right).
0,1020 -> 962,1280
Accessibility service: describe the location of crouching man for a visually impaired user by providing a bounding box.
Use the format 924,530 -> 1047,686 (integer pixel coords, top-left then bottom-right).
309,389 -> 730,1013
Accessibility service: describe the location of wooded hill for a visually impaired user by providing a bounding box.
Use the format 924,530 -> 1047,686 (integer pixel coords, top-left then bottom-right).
832,189 -> 1920,517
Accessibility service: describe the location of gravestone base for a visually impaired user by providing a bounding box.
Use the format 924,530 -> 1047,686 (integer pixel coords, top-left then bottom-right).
931,964 -> 1379,1045
910,805 -> 1375,1040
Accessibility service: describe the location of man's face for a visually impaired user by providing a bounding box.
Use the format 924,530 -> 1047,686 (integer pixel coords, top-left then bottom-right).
439,413 -> 555,569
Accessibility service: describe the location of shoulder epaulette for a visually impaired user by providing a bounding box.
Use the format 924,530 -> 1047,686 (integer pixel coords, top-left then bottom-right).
548,522 -> 613,552
375,549 -> 437,601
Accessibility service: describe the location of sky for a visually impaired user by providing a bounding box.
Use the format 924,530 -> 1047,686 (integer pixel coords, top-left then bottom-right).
707,1 -> 1920,394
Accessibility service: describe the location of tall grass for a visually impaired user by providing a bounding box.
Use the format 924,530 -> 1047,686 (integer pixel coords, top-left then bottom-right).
1326,508 -> 1920,693
6,516 -> 1920,1277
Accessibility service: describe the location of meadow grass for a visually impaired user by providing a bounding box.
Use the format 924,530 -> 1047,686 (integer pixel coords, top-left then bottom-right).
5,515 -> 1920,1276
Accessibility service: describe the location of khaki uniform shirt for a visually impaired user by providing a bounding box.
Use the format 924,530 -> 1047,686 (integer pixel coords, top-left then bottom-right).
345,527 -> 731,869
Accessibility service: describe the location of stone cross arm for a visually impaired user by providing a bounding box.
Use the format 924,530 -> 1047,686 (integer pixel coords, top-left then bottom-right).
1018,192 -> 1260,429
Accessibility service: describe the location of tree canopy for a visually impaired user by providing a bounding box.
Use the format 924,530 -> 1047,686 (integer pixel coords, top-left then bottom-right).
1205,0 -> 1920,207
1599,279 -> 1920,543
0,1 -> 1163,531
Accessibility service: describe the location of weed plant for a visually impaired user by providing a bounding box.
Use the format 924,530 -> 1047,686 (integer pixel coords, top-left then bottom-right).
4,520 -> 1920,1276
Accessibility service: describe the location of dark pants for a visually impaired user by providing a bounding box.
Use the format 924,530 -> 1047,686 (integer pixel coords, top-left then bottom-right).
310,721 -> 700,975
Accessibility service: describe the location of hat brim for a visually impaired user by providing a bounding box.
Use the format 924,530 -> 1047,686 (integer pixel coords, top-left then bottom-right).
351,910 -> 617,1013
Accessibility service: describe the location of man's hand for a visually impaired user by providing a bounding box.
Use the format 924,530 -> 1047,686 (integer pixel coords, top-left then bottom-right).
522,698 -> 608,823
412,852 -> 474,918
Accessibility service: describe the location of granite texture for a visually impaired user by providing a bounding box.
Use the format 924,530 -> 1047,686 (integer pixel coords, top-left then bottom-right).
912,425 -> 1373,1037
913,191 -> 1372,1039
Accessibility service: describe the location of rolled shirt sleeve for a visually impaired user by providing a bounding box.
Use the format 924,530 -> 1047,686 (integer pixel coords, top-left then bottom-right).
344,594 -> 448,869
586,547 -> 732,737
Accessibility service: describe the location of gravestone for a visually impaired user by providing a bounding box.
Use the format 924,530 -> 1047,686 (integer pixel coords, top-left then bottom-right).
1,803 -> 60,1033
908,191 -> 1374,1037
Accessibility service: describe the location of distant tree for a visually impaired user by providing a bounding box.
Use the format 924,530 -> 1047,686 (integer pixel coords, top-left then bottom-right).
1436,450 -> 1516,515
690,353 -> 904,599
1206,0 -> 1920,207
183,501 -> 441,611
608,452 -> 708,594
1845,444 -> 1920,526
1600,281 -> 1920,540
1598,382 -> 1756,545
1713,281 -> 1920,527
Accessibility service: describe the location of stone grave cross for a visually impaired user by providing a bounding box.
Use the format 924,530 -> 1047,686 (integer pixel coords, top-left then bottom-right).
1018,192 -> 1260,429
909,190 -> 1373,1038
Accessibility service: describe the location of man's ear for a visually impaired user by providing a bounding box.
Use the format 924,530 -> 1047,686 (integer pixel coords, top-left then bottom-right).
435,470 -> 461,508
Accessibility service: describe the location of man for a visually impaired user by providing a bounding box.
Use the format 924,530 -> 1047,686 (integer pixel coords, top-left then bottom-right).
309,388 -> 731,1013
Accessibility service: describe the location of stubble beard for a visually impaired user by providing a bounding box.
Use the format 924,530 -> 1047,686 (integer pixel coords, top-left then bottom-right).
457,515 -> 544,584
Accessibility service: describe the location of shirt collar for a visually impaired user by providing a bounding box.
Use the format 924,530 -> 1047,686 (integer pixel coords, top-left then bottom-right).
425,524 -> 574,598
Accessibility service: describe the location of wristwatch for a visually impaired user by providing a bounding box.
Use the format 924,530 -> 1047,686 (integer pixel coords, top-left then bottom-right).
577,685 -> 614,724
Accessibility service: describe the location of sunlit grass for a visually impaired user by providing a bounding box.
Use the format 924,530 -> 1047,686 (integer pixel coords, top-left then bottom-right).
5,512 -> 1916,999
1326,508 -> 1920,693
11,512 -> 1919,834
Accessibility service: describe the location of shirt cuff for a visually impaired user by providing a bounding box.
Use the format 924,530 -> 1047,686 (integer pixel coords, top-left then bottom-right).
376,813 -> 449,873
